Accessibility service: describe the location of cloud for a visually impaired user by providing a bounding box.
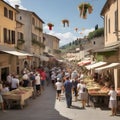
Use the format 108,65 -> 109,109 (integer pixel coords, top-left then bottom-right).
4,0 -> 26,9
79,28 -> 94,36
43,25 -> 94,46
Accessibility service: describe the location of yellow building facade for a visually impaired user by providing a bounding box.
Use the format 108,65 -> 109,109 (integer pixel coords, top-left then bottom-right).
0,0 -> 18,81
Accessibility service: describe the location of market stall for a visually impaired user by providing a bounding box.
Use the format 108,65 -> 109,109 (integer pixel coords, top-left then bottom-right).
2,87 -> 33,109
84,77 -> 120,108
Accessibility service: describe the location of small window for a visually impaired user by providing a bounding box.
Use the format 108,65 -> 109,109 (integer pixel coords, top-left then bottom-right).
115,10 -> 118,32
20,16 -> 22,20
11,31 -> 15,44
20,33 -> 23,39
3,28 -> 7,43
32,17 -> 35,25
93,41 -> 95,45
8,30 -> 11,43
9,10 -> 13,20
4,7 -> 8,17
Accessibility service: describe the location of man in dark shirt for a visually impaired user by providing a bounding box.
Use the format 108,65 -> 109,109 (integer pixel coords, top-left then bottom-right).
64,74 -> 72,108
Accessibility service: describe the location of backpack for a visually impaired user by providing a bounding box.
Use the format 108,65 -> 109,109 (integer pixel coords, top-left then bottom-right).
83,87 -> 87,92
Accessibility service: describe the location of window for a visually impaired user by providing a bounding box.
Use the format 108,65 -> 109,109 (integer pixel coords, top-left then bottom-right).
20,33 -> 23,39
32,33 -> 37,40
32,17 -> 35,25
18,32 -> 24,39
11,31 -> 15,44
115,10 -> 118,32
106,15 -> 107,36
3,28 -> 15,44
20,16 -> 22,20
3,28 -> 7,43
4,7 -> 8,17
109,19 -> 110,33
9,10 -> 13,20
8,30 -> 11,43
93,41 -> 96,45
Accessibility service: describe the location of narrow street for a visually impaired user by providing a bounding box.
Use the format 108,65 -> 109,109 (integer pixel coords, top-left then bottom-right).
0,84 -> 120,120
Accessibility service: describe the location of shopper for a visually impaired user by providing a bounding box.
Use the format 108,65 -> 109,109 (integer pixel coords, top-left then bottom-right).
10,75 -> 19,91
77,80 -> 87,109
55,78 -> 63,101
35,73 -> 41,96
72,77 -> 78,101
64,73 -> 73,108
108,85 -> 117,116
0,82 -> 5,112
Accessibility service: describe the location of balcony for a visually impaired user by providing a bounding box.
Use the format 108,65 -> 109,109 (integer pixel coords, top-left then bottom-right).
32,39 -> 45,48
35,26 -> 43,32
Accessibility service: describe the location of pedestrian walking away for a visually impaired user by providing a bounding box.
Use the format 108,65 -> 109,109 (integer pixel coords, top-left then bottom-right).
64,73 -> 73,108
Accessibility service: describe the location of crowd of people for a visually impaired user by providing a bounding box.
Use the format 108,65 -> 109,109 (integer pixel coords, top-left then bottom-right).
0,64 -> 118,116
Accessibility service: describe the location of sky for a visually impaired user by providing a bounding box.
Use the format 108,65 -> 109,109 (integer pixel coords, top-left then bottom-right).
4,0 -> 106,46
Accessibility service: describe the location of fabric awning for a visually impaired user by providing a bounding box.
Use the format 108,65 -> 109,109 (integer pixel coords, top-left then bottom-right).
85,61 -> 107,70
78,60 -> 91,66
2,50 -> 33,56
40,55 -> 49,61
95,63 -> 120,71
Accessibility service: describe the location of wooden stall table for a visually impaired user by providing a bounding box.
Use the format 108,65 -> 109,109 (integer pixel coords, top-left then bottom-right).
2,87 -> 33,109
88,89 -> 109,108
88,89 -> 120,109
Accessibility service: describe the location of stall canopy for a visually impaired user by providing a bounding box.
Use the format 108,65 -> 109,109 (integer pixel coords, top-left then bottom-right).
78,60 -> 91,66
40,55 -> 49,61
85,61 -> 107,70
2,50 -> 33,56
95,63 -> 120,71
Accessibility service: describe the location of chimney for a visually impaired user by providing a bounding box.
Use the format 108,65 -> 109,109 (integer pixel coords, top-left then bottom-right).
15,5 -> 19,9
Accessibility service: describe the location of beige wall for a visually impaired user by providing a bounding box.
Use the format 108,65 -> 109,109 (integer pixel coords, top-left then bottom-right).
104,0 -> 120,46
44,33 -> 59,52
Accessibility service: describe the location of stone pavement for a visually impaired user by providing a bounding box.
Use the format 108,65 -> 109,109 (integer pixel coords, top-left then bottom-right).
0,84 -> 120,120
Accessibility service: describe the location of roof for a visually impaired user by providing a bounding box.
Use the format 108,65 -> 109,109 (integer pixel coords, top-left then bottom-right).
43,33 -> 60,41
1,0 -> 19,13
101,0 -> 116,16
17,9 -> 45,24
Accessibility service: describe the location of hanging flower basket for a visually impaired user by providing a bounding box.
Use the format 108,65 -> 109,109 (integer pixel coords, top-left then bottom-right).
75,27 -> 78,32
62,19 -> 69,27
47,23 -> 54,30
78,3 -> 93,19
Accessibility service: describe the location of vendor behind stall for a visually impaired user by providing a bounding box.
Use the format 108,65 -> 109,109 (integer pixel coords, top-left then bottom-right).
0,81 -> 5,111
11,75 -> 19,91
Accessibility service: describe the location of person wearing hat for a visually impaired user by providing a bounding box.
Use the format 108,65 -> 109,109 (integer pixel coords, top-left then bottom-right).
55,78 -> 63,101
64,73 -> 73,108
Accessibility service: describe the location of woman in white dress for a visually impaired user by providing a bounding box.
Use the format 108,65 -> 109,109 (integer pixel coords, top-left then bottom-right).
108,85 -> 117,116
77,80 -> 87,108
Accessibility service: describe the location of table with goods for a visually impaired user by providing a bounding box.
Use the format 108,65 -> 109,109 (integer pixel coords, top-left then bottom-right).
84,78 -> 120,109
2,87 -> 33,109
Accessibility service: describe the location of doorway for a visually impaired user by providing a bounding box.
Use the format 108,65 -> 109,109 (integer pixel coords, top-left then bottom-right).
1,67 -> 9,82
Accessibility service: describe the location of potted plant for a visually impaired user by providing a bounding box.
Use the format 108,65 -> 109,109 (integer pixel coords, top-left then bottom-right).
78,2 -> 93,19
47,23 -> 54,30
17,39 -> 25,44
62,19 -> 69,27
